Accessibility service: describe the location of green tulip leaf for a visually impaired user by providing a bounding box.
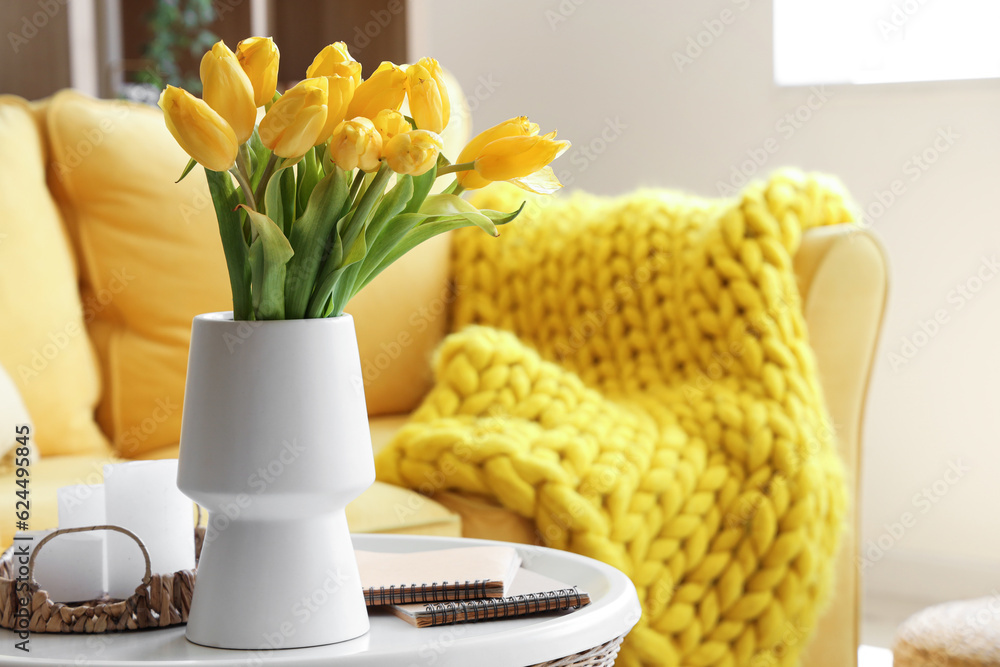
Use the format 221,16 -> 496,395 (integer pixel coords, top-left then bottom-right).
249,129 -> 269,186
350,212 -> 424,297
403,161 -> 437,215
296,148 -> 322,217
343,175 -> 414,301
238,205 -> 294,320
420,193 -> 498,236
204,169 -> 252,320
263,161 -> 298,235
305,165 -> 405,318
336,164 -> 393,266
175,158 -> 198,184
357,203 -> 525,296
283,167 -> 351,319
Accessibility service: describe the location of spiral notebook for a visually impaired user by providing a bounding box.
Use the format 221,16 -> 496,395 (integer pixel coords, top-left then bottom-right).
356,546 -> 522,606
387,568 -> 591,627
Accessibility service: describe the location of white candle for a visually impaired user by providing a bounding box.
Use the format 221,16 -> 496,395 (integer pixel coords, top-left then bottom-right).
57,484 -> 105,528
104,460 -> 195,599
27,531 -> 106,603
56,484 -> 108,598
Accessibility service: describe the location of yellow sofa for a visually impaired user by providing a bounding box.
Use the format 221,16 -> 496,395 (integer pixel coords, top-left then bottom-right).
0,89 -> 885,666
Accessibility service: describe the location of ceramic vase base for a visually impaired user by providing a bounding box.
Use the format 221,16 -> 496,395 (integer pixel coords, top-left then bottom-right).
185,510 -> 370,650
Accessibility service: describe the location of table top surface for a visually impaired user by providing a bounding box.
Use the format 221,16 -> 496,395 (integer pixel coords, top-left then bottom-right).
0,533 -> 641,666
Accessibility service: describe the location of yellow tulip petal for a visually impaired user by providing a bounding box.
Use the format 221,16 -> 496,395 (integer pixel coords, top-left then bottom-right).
307,42 -> 362,84
508,166 -> 564,195
159,85 -> 238,172
346,61 -> 407,120
200,40 -> 257,143
455,116 -> 539,189
372,109 -> 412,147
314,76 -> 357,145
236,36 -> 279,107
329,117 -> 383,172
473,134 -> 570,182
384,130 -> 443,176
405,58 -> 449,133
259,78 -> 329,158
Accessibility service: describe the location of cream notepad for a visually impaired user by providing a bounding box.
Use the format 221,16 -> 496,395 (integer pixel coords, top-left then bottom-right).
356,546 -> 522,606
388,568 -> 591,628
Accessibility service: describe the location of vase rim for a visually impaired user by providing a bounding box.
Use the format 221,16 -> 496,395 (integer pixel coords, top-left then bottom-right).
193,311 -> 354,326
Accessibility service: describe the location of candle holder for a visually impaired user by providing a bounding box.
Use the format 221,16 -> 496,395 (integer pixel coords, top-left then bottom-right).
0,523 -> 204,633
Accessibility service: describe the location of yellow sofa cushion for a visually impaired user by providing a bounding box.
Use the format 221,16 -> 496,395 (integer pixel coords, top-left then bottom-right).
347,232 -> 453,417
0,357 -> 32,457
44,91 -> 233,458
0,362 -> 40,473
0,96 -> 109,457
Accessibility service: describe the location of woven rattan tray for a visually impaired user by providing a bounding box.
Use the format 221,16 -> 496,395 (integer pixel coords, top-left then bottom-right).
531,635 -> 625,666
0,524 -> 204,634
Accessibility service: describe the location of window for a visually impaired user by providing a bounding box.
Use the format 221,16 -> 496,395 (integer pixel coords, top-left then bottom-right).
774,0 -> 1000,85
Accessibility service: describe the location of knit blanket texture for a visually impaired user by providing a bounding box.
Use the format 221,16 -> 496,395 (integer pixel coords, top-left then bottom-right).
376,171 -> 852,666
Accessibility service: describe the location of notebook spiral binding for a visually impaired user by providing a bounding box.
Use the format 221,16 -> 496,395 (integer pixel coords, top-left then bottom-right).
423,587 -> 586,626
364,579 -> 495,605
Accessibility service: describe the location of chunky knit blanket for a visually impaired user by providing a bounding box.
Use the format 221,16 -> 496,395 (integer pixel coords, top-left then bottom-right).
376,171 -> 852,666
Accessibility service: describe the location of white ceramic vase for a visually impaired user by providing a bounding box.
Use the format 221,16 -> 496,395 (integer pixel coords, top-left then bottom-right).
177,312 -> 374,649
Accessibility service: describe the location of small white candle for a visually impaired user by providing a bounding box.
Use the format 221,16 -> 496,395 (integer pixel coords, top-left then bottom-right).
56,484 -> 108,598
57,484 -> 105,528
104,460 -> 195,599
28,531 -> 106,603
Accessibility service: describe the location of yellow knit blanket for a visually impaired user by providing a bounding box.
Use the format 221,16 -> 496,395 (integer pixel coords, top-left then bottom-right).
376,171 -> 852,666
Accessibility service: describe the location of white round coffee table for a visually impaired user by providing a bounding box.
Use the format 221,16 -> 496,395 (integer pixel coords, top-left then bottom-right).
0,534 -> 641,666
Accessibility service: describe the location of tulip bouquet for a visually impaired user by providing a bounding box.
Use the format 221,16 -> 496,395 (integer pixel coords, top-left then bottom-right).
159,37 -> 569,321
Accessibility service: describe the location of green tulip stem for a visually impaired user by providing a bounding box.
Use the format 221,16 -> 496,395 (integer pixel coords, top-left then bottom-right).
230,166 -> 257,212
253,153 -> 280,208
436,161 -> 476,175
345,169 -> 366,212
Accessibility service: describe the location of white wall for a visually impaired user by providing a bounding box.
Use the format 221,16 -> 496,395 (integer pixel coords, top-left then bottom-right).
410,0 -> 1000,604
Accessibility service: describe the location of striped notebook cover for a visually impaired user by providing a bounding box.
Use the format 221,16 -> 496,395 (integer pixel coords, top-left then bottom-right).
387,569 -> 591,628
357,546 -> 522,606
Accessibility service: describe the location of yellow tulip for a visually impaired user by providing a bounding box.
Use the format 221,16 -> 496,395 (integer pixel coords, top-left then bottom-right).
200,40 -> 256,144
346,61 -> 407,120
372,109 -> 412,147
159,85 -> 238,172
471,131 -> 570,194
328,117 -> 383,173
455,116 -> 540,189
306,42 -> 362,85
384,130 -> 443,176
405,57 -> 450,133
236,36 -> 279,107
473,131 -> 570,181
314,76 -> 357,146
259,78 -> 328,158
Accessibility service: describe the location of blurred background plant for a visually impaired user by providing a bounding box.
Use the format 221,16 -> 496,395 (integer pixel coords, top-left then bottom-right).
133,0 -> 217,94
